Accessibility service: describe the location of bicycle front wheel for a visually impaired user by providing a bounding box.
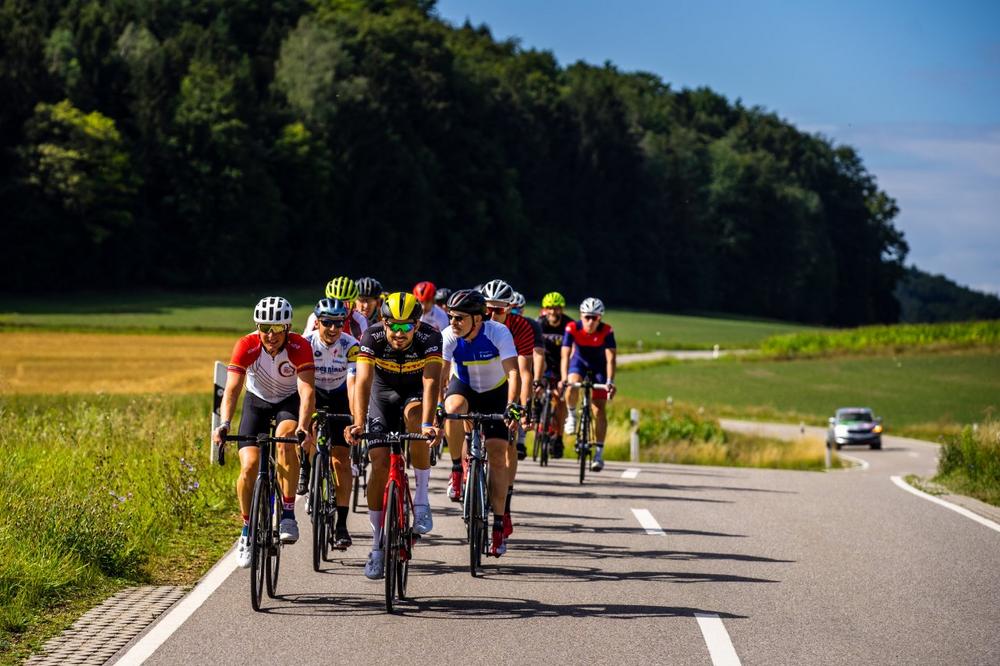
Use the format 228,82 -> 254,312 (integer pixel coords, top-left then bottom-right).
578,412 -> 590,484
265,487 -> 281,598
248,477 -> 268,611
467,459 -> 484,577
383,481 -> 399,613
311,454 -> 328,571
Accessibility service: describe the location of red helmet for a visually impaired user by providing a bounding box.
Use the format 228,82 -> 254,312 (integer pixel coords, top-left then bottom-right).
413,281 -> 436,302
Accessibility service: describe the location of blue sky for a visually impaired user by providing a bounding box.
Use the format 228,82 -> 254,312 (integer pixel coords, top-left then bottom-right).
436,0 -> 1000,295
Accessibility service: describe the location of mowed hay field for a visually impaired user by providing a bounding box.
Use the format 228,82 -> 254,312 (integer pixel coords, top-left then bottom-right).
0,332 -> 232,394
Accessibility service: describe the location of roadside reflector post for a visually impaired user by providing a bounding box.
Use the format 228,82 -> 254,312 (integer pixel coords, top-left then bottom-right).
630,408 -> 640,463
825,435 -> 831,470
636,339 -> 643,352
713,344 -> 720,359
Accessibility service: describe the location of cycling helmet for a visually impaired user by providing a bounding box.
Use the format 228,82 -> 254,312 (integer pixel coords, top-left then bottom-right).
435,287 -> 452,306
481,279 -> 514,304
254,296 -> 293,325
381,291 -> 422,321
356,277 -> 383,298
472,283 -> 484,293
511,291 -> 526,310
413,281 -> 436,302
541,291 -> 567,308
325,276 -> 359,301
580,297 -> 605,316
314,298 -> 348,318
446,289 -> 487,316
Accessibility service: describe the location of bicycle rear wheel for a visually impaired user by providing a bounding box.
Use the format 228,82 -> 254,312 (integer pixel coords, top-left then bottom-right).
310,455 -> 327,571
248,477 -> 268,611
383,481 -> 399,613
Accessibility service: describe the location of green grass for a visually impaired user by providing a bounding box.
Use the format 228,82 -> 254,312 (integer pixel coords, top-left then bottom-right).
933,419 -> 1000,506
759,319 -> 1000,358
0,394 -> 238,663
616,351 -> 1000,436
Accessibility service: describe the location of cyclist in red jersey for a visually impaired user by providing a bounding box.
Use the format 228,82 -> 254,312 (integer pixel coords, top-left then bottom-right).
212,297 -> 316,568
481,279 -> 543,547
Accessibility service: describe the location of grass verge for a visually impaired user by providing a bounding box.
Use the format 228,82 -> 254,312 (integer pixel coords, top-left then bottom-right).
932,418 -> 1000,507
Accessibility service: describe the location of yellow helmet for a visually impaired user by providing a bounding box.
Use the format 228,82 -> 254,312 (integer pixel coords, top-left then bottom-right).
325,276 -> 359,301
380,291 -> 422,322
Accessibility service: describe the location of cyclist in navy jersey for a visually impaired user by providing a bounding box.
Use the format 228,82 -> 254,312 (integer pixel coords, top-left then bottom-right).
538,291 -> 573,457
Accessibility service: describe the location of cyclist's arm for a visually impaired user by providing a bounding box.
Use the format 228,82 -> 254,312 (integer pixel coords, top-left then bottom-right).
533,346 -> 545,383
219,370 -> 245,426
346,373 -> 356,416
503,356 -> 520,405
421,361 -> 442,427
517,355 -> 532,407
560,344 -> 572,383
296,369 -> 316,431
438,360 -> 452,403
352,361 -> 374,428
605,347 -> 617,384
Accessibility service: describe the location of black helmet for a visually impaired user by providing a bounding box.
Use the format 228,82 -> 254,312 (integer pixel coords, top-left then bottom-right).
447,289 -> 487,316
356,276 -> 383,298
434,287 -> 452,305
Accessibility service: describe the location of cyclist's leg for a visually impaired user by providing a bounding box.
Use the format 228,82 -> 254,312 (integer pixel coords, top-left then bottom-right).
404,397 -> 434,533
591,377 -> 609,469
444,377 -> 473,501
565,371 -> 583,435
274,418 -> 300,501
236,393 -> 272,522
485,437 -> 509,513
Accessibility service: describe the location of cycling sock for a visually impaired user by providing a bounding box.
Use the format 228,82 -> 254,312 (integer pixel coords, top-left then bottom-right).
242,514 -> 249,526
452,460 -> 462,472
493,515 -> 504,532
414,468 -> 430,505
504,486 -> 513,514
241,523 -> 249,537
336,506 -> 348,529
516,426 -> 526,445
595,443 -> 604,459
282,496 -> 295,518
369,510 -> 384,550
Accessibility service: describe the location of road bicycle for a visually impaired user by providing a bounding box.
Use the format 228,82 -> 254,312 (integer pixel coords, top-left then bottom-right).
305,410 -> 352,571
441,411 -> 507,576
357,431 -> 431,613
351,437 -> 369,513
531,378 -> 560,467
567,377 -> 612,484
222,430 -> 303,611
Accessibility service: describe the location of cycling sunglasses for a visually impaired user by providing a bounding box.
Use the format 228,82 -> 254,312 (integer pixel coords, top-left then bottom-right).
448,313 -> 469,322
318,318 -> 345,329
385,321 -> 416,333
257,323 -> 287,334
582,315 -> 600,321
487,306 -> 508,314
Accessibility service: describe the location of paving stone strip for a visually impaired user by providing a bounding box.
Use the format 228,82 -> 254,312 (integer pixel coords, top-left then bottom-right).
26,585 -> 187,665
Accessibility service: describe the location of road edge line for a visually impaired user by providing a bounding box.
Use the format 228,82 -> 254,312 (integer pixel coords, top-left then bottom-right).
630,508 -> 665,535
114,548 -> 238,664
695,613 -> 742,665
890,476 -> 1000,534
837,452 -> 869,470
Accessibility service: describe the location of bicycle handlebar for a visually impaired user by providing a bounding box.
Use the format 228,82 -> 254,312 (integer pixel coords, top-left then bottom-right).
224,433 -> 304,444
314,411 -> 353,423
567,382 -> 612,390
356,431 -> 433,445
441,412 -> 508,421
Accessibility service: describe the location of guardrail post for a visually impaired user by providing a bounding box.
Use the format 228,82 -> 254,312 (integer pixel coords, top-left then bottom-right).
630,408 -> 640,463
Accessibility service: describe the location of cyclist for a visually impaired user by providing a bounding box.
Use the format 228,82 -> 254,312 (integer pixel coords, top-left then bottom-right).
561,297 -> 617,472
212,297 -> 316,568
300,298 -> 360,549
439,289 -> 521,557
355,277 -> 384,326
481,279 -> 543,545
434,287 -> 452,309
414,280 -> 449,331
537,291 -> 573,458
345,292 -> 443,579
510,291 -> 526,316
304,276 -> 369,339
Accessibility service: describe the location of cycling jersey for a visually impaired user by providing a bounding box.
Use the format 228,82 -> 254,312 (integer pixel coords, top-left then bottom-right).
563,320 -> 616,374
500,313 -> 540,357
442,320 -> 517,393
304,330 -> 359,393
228,332 -> 315,403
420,304 -> 449,332
303,309 -> 369,340
538,313 -> 573,375
357,322 -> 443,394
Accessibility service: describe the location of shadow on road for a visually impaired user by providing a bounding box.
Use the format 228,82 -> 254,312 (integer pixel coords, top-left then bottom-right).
511,538 -> 792,563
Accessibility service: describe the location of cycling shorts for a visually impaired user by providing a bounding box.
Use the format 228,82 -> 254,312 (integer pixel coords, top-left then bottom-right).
567,366 -> 609,401
316,388 -> 350,448
237,391 -> 300,450
445,376 -> 509,441
365,388 -> 423,449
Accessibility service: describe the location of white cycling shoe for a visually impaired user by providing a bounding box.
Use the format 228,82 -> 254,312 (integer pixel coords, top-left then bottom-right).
279,517 -> 299,544
364,550 -> 385,580
414,504 -> 433,534
236,535 -> 251,568
563,412 -> 577,435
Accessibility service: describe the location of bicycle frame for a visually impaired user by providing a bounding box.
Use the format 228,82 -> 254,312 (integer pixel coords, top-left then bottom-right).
567,377 -> 610,484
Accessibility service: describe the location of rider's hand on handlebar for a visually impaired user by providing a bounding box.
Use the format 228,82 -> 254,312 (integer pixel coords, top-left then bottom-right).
607,382 -> 617,400
345,423 -> 362,446
212,423 -> 229,445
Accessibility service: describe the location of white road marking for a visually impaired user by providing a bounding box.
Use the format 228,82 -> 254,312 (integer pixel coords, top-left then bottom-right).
622,468 -> 640,479
695,613 -> 742,665
837,453 -> 869,470
631,508 -> 664,535
115,549 -> 239,664
908,452 -> 920,458
891,476 -> 1000,534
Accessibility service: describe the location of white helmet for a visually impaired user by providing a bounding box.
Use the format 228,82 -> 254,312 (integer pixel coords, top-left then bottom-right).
481,279 -> 515,304
580,297 -> 605,316
254,296 -> 293,325
511,291 -> 526,309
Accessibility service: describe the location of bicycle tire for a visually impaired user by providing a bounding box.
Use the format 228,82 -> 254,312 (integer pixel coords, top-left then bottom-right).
398,488 -> 411,599
578,407 -> 590,485
466,459 -> 481,577
248,476 -> 268,612
383,481 -> 399,613
540,432 -> 550,466
310,454 -> 326,571
265,486 -> 281,598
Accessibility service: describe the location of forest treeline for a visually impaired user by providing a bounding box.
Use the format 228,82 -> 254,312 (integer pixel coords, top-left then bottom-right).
2,0 -> 911,325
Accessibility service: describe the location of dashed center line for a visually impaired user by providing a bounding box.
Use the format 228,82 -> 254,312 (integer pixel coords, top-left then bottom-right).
621,468 -> 640,479
695,613 -> 742,665
630,508 -> 664,535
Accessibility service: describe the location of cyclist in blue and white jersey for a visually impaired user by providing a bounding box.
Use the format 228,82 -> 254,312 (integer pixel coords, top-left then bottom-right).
300,298 -> 360,548
439,289 -> 522,557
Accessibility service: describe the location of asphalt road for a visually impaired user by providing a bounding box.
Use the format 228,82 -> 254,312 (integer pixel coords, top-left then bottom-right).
116,429 -> 999,665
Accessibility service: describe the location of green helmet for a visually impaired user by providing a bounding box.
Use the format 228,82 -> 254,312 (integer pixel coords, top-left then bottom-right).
325,276 -> 359,301
541,291 -> 567,308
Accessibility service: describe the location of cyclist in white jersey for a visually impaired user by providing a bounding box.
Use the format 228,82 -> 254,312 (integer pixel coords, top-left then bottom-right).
212,297 -> 316,568
439,289 -> 522,557
303,276 -> 369,339
300,299 -> 360,548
